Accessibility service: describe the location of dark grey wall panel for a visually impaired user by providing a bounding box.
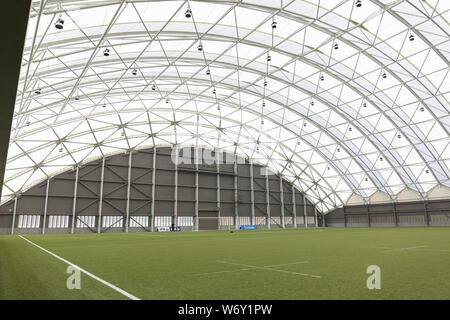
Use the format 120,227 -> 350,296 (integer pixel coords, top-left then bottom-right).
0,147 -> 316,234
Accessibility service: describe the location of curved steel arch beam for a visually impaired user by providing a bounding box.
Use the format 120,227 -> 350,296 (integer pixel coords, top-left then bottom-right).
19,53 -> 422,195
15,75 -> 394,197
10,93 -> 357,203
22,24 -> 447,187
5,108 -> 346,209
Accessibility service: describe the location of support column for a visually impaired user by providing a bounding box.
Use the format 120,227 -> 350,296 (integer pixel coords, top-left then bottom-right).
249,161 -> 255,225
195,158 -> 199,231
314,206 -> 318,228
424,202 -> 429,227
125,151 -> 132,233
279,175 -> 285,228
151,147 -> 156,232
174,147 -> 178,228
71,167 -> 79,234
216,152 -> 221,230
97,157 -> 105,233
323,212 -> 326,227
265,168 -> 271,229
367,204 -> 371,227
42,179 -> 50,234
393,202 -> 398,227
303,194 -> 308,228
343,206 -> 347,228
292,185 -> 297,228
234,154 -> 239,230
11,197 -> 17,235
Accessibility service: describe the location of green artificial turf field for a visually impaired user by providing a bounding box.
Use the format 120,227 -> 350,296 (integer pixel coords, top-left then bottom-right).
0,227 -> 449,300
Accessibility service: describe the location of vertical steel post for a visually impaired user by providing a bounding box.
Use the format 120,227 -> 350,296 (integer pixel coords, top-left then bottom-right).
216,151 -> 221,230
71,167 -> 79,234
151,147 -> 156,232
265,168 -> 271,229
393,202 -> 398,227
314,206 -> 318,228
249,161 -> 255,225
174,147 -> 178,228
42,179 -> 50,234
279,175 -> 285,228
195,156 -> 199,232
292,185 -> 297,228
97,157 -> 105,233
234,154 -> 239,230
125,151 -> 132,233
303,194 -> 308,228
11,197 -> 18,235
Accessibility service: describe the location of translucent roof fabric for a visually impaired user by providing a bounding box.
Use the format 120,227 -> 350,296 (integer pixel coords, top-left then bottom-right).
3,0 -> 450,212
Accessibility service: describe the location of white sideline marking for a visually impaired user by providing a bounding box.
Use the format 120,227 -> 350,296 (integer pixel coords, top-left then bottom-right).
196,260 -> 320,278
381,245 -> 427,253
18,235 -> 140,300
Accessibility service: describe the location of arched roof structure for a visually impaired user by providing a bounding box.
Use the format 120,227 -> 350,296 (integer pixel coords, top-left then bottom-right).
3,0 -> 450,212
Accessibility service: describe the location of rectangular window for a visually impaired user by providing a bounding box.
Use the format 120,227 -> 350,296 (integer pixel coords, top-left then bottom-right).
296,216 -> 304,225
48,215 -> 69,228
102,216 -> 123,228
220,216 -> 234,226
255,216 -> 266,225
76,216 -> 96,228
239,216 -> 251,225
18,215 -> 40,228
177,216 -> 193,226
284,216 -> 293,225
129,216 -> 148,227
270,216 -> 281,225
155,216 -> 172,227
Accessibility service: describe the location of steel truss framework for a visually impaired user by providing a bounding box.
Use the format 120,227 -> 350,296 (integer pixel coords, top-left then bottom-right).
3,0 -> 450,213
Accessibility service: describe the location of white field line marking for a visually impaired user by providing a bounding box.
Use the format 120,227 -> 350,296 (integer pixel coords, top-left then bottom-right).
364,245 -> 450,254
264,261 -> 309,268
18,235 -> 140,300
381,245 -> 428,253
415,248 -> 450,253
214,260 -> 321,279
195,261 -> 310,276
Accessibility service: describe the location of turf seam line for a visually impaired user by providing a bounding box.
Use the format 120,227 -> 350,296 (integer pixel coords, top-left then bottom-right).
18,235 -> 141,300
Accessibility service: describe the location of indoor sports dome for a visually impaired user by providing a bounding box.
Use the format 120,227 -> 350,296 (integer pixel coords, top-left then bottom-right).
0,0 -> 449,301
